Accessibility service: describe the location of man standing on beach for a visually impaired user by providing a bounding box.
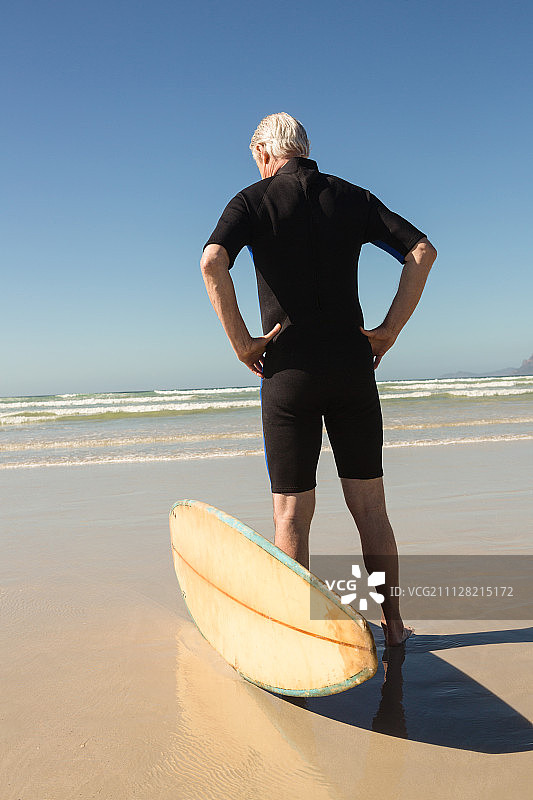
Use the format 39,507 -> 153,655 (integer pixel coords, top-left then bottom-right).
201,113 -> 437,646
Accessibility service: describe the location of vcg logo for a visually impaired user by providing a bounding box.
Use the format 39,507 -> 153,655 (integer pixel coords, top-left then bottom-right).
325,564 -> 385,611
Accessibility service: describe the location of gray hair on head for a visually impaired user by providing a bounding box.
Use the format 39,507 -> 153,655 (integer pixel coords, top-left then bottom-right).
250,112 -> 310,160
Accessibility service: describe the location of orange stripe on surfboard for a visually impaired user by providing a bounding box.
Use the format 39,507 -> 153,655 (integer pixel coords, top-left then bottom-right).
172,544 -> 372,652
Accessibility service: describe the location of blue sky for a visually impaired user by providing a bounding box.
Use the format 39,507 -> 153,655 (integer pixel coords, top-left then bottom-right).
2,0 -> 532,396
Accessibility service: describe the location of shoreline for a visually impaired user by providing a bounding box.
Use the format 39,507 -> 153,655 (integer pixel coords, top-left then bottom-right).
1,433 -> 532,472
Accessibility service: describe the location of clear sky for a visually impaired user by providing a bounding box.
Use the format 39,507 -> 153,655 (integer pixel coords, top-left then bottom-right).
2,0 -> 532,396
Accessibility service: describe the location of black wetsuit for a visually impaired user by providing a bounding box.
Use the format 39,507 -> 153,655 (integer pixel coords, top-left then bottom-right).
205,157 -> 425,492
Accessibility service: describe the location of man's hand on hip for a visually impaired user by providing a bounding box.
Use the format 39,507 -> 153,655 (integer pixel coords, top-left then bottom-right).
238,323 -> 281,377
360,238 -> 437,370
201,244 -> 281,379
360,325 -> 398,370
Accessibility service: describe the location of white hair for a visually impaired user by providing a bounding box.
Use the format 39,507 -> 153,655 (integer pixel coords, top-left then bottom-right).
250,112 -> 310,160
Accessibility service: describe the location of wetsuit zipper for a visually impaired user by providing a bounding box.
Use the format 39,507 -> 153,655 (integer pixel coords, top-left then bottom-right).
298,172 -> 322,312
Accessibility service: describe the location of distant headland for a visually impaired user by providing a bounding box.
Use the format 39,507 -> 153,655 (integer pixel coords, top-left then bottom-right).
441,353 -> 533,379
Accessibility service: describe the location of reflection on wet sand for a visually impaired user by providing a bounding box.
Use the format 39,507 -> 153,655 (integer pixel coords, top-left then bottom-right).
372,645 -> 407,738
168,624 -> 338,799
299,623 -> 533,753
153,620 -> 532,799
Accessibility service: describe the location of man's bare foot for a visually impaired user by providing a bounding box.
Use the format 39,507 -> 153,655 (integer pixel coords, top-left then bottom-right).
381,622 -> 415,647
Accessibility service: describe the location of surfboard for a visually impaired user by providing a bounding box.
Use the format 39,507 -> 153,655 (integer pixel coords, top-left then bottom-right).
169,499 -> 378,696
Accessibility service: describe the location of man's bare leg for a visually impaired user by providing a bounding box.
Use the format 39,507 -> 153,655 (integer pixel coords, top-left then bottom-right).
341,477 -> 412,647
272,489 -> 315,570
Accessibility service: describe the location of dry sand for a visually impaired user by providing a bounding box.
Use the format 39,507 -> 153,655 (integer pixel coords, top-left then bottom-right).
1,441 -> 532,799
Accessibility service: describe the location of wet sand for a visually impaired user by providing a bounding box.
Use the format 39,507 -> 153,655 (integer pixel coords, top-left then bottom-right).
1,440 -> 532,799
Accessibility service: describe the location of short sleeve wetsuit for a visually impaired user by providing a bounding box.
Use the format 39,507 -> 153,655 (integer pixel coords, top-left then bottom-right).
204,157 -> 426,493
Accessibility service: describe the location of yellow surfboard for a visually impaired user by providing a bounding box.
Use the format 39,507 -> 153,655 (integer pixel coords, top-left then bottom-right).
169,500 -> 377,696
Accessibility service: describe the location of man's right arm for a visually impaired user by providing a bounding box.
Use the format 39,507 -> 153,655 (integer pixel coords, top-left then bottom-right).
200,244 -> 280,377
361,237 -> 437,369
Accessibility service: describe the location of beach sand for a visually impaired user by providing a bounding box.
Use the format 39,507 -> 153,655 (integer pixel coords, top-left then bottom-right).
1,440 -> 532,799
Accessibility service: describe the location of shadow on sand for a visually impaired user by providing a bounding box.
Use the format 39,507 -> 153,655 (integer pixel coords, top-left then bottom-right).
281,625 -> 533,754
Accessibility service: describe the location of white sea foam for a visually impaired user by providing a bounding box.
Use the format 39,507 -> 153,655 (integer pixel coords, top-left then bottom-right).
0,389 -> 261,415
0,416 -> 55,426
2,417 -> 530,451
0,448 -> 266,470
0,432 -> 261,452
378,380 -> 533,394
447,388 -> 533,397
377,376 -> 533,386
1,395 -> 216,410
3,384 -> 529,419
2,433 -> 531,470
383,434 -> 533,448
379,387 -> 533,400
1,378 -> 532,434
0,399 -> 260,423
385,417 -> 533,431
379,392 -> 434,400
154,386 -> 258,396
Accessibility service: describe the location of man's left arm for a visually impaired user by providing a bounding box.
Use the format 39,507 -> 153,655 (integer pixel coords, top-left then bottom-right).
361,237 -> 437,369
200,244 -> 281,377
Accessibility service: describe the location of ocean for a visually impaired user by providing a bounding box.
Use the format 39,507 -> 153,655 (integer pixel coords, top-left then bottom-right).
1,376 -> 532,470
